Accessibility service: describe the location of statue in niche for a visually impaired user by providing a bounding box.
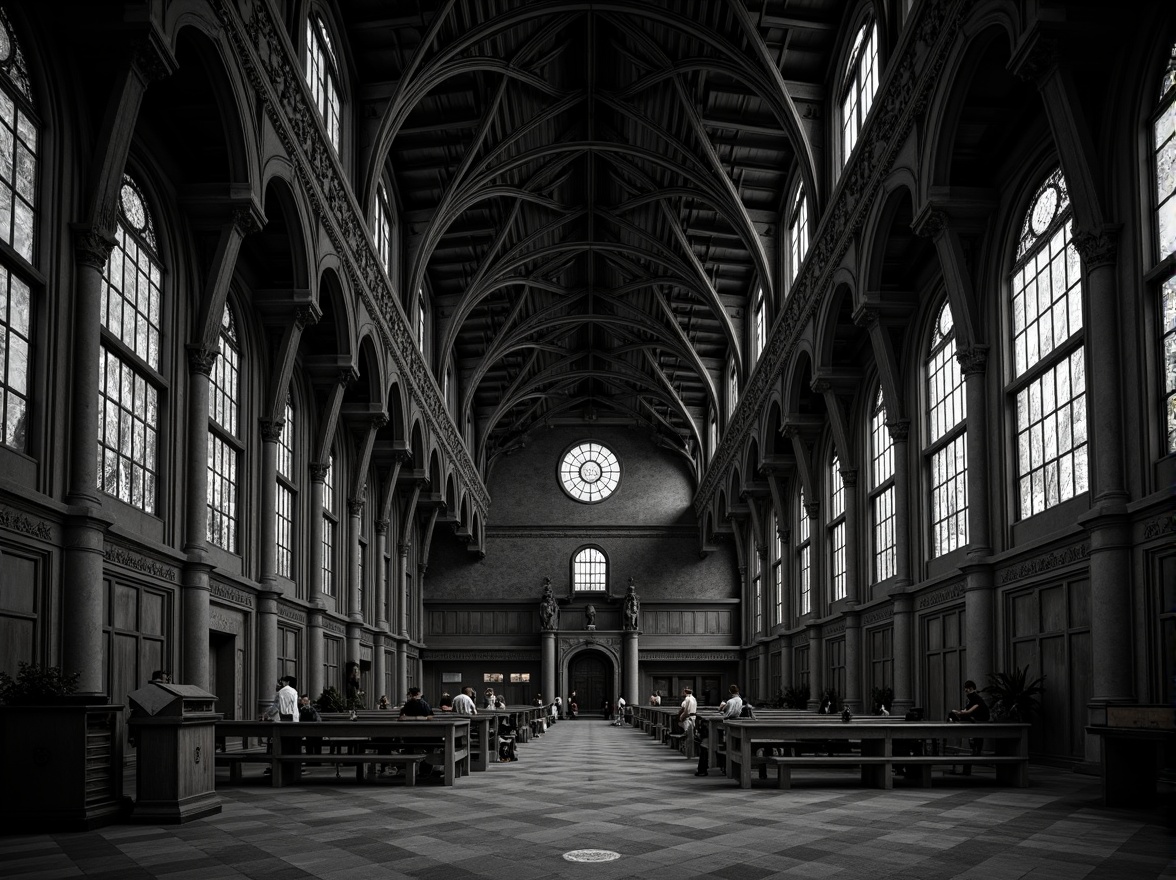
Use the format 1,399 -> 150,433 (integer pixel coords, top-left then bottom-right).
585,604 -> 596,628
623,577 -> 640,631
539,577 -> 558,631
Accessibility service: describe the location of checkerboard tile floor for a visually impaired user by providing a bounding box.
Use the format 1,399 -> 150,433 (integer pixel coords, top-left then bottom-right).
1,718 -> 1171,879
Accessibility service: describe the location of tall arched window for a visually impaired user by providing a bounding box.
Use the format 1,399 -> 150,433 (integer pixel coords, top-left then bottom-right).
99,175 -> 162,513
306,12 -> 341,151
375,181 -> 393,278
1153,43 -> 1176,451
276,399 -> 296,579
828,455 -> 846,601
1010,168 -> 1086,517
753,286 -> 765,363
787,184 -> 809,286
840,19 -> 879,167
796,485 -> 811,615
925,301 -> 967,556
751,534 -> 763,635
207,305 -> 240,551
322,451 -> 336,598
727,358 -> 738,422
771,511 -> 783,626
869,387 -> 896,582
0,8 -> 34,453
572,546 -> 607,592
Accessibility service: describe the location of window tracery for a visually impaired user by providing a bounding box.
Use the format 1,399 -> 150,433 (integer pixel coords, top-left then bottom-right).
306,13 -> 341,151
925,301 -> 967,555
572,546 -> 607,592
1155,42 -> 1176,451
207,305 -> 240,551
869,387 -> 896,582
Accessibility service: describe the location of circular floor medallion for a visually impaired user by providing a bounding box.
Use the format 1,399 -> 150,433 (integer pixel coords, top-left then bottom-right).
562,849 -> 621,862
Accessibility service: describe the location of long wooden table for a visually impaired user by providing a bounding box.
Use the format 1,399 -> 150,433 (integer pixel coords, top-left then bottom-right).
321,711 -> 496,772
216,718 -> 471,786
721,719 -> 1030,789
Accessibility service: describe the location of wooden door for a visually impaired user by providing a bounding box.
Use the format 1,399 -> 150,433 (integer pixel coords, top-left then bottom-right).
569,652 -> 611,715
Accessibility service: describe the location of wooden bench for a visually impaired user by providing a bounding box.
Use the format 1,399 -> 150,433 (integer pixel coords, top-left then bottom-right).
214,747 -> 429,785
763,754 -> 893,790
214,748 -> 270,783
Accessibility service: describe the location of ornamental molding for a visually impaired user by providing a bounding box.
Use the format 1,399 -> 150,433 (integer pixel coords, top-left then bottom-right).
823,621 -> 846,638
322,618 -> 346,635
486,525 -> 697,538
998,542 -> 1089,585
73,228 -> 116,269
862,606 -> 893,626
1071,227 -> 1119,268
560,637 -> 620,652
186,344 -> 218,377
917,581 -> 964,609
638,651 -> 740,662
696,0 -> 975,515
1142,514 -> 1176,540
422,650 -> 541,662
259,418 -> 284,443
103,543 -> 178,582
956,345 -> 990,376
0,507 -> 52,541
277,604 -> 307,625
210,582 -> 254,608
212,0 -> 489,520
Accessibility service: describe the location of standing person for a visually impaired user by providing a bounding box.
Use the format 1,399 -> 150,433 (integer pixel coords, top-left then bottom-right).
948,680 -> 991,774
696,685 -> 742,776
261,676 -> 299,722
568,690 -> 578,719
611,695 -> 627,726
677,686 -> 697,738
484,687 -> 497,709
452,687 -> 477,715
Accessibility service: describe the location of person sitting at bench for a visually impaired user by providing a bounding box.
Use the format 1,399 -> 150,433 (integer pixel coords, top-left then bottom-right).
397,687 -> 440,778
696,685 -> 743,775
948,680 -> 990,775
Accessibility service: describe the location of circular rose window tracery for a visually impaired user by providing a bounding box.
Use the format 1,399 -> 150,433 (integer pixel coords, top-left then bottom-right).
559,442 -> 620,503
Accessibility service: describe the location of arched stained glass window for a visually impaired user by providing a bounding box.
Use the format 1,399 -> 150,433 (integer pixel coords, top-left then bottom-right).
98,175 -> 162,513
1154,42 -> 1176,452
925,301 -> 967,555
0,6 -> 35,451
1010,168 -> 1086,517
869,387 -> 896,582
306,13 -> 341,151
840,20 -> 879,166
572,546 -> 607,592
207,305 -> 240,551
559,441 -> 620,503
828,456 -> 846,602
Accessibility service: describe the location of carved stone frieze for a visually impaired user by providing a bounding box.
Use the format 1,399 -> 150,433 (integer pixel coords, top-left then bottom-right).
637,651 -> 739,662
210,582 -> 254,607
421,650 -> 541,662
998,543 -> 1089,585
0,507 -> 52,541
862,606 -> 893,626
917,581 -> 964,609
323,619 -> 346,635
104,543 -> 178,582
824,621 -> 846,638
1142,514 -> 1176,540
278,604 -> 307,625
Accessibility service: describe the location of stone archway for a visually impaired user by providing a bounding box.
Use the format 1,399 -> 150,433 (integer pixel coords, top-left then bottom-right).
567,650 -> 615,717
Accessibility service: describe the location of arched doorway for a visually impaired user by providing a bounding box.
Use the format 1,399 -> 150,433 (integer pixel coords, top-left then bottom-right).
568,651 -> 613,716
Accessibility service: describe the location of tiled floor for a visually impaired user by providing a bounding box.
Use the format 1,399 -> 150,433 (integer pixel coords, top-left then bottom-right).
1,718 -> 1172,879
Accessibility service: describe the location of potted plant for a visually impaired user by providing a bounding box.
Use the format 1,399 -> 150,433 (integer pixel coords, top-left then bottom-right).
0,662 -> 128,830
315,686 -> 347,713
780,683 -> 810,709
983,666 -> 1045,722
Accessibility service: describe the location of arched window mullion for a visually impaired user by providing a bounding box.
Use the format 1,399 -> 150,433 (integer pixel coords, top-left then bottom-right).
925,301 -> 968,556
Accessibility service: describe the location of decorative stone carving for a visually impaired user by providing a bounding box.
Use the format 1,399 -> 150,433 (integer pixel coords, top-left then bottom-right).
375,519 -> 390,535
347,497 -> 365,517
913,209 -> 948,239
131,37 -> 175,85
885,418 -> 910,443
104,543 -> 178,581
956,345 -> 990,376
259,418 -> 284,443
186,344 -> 219,377
998,543 -> 1089,585
293,306 -> 318,329
917,581 -> 964,609
0,507 -> 52,541
1071,227 -> 1119,268
309,461 -> 330,482
853,307 -> 879,329
210,582 -> 254,608
623,578 -> 640,631
73,228 -> 116,269
539,577 -> 558,631
1013,36 -> 1060,85
839,467 -> 858,488
804,502 -> 821,519
1143,514 -> 1176,540
231,205 -> 263,237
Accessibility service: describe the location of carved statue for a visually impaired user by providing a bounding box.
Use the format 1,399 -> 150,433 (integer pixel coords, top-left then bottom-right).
623,577 -> 640,631
539,578 -> 558,631
585,604 -> 596,627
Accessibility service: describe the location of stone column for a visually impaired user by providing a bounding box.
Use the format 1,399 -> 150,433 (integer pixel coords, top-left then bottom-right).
887,420 -> 912,588
840,467 -> 860,605
346,497 -> 364,673
542,631 -> 556,705
416,562 -> 428,687
807,622 -> 823,710
396,542 -> 410,701
373,519 -> 389,701
256,420 -> 281,706
307,462 -> 328,700
845,609 -> 862,714
891,592 -> 914,716
62,231 -> 116,695
958,348 -> 995,684
805,501 -> 821,618
623,630 -> 639,708
1072,230 -> 1134,714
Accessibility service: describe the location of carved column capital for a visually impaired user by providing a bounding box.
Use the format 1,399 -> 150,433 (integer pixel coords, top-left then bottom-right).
371,414 -> 390,431
913,209 -> 948,239
310,461 -> 331,482
186,344 -> 219,377
397,542 -> 410,558
375,519 -> 390,535
853,307 -> 879,330
73,227 -> 116,269
839,467 -> 858,488
885,418 -> 911,443
776,525 -> 792,544
259,418 -> 284,443
1071,227 -> 1119,268
294,306 -> 319,330
347,497 -> 365,517
956,344 -> 990,376
131,36 -> 176,85
781,424 -> 801,440
804,502 -> 821,520
810,378 -> 832,394
231,205 -> 264,237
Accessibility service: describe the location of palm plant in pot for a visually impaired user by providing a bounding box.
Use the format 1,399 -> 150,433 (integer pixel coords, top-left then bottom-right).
0,662 -> 127,829
983,666 -> 1045,722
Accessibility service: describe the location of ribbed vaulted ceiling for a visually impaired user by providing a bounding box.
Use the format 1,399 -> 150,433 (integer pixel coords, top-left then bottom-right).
343,0 -> 842,476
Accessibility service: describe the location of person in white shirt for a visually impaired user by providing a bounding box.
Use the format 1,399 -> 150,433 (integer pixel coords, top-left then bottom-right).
718,684 -> 743,719
678,687 -> 697,737
261,676 -> 299,722
452,687 -> 477,715
695,684 -> 742,776
611,696 -> 627,726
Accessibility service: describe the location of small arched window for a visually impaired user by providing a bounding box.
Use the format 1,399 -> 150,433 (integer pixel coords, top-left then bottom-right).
0,6 -> 35,452
1010,168 -> 1086,516
787,184 -> 809,286
828,455 -> 846,601
869,387 -> 896,582
572,546 -> 607,592
207,305 -> 241,551
753,286 -> 765,362
925,301 -> 967,556
276,399 -> 296,579
375,182 -> 393,278
796,485 -> 811,616
306,12 -> 341,151
727,358 -> 738,422
99,175 -> 162,513
840,19 -> 879,167
1153,42 -> 1176,452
